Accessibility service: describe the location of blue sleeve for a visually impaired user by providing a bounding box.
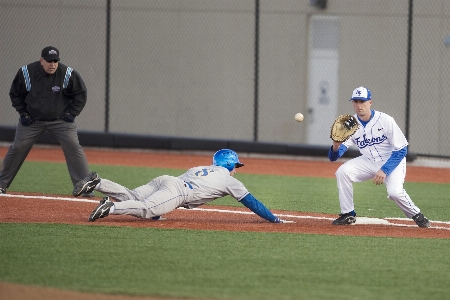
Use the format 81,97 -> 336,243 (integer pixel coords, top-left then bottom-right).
328,144 -> 348,162
239,193 -> 279,223
380,147 -> 407,176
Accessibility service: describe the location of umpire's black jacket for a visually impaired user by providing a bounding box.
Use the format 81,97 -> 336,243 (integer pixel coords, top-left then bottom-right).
9,61 -> 87,121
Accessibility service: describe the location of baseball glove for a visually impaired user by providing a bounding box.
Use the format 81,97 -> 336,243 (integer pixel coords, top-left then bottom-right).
330,114 -> 360,142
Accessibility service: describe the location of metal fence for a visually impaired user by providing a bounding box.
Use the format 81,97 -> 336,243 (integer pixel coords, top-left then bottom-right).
1,0 -> 450,158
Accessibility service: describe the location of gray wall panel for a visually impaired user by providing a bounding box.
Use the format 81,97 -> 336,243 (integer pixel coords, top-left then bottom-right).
1,0 -> 450,157
109,1 -> 254,139
258,12 -> 309,143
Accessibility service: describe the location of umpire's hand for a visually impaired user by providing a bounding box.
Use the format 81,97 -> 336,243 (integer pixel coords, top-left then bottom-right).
61,112 -> 76,123
19,112 -> 35,126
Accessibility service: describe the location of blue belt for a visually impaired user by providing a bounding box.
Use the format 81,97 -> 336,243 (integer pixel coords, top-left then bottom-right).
184,181 -> 193,189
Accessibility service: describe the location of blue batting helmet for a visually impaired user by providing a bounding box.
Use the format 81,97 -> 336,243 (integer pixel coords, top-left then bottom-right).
212,149 -> 244,171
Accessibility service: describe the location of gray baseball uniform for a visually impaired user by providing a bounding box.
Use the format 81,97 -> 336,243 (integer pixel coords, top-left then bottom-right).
95,165 -> 250,219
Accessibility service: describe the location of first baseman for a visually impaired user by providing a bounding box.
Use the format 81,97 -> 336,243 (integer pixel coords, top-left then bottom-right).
73,149 -> 293,224
328,86 -> 430,228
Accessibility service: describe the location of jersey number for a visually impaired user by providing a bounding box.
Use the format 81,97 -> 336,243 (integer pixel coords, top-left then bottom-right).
194,169 -> 214,177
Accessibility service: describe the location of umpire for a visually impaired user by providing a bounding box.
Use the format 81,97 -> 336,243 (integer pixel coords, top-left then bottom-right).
0,46 -> 92,196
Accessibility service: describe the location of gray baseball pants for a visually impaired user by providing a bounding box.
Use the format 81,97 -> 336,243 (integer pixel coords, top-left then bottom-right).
0,120 -> 90,188
96,175 -> 194,219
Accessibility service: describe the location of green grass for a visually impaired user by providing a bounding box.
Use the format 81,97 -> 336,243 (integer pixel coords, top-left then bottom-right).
2,161 -> 450,299
1,223 -> 449,300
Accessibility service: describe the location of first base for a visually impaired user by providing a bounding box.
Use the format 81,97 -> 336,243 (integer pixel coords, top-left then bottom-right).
354,217 -> 390,225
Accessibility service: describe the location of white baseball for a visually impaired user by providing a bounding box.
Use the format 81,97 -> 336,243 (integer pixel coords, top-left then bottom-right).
294,113 -> 304,122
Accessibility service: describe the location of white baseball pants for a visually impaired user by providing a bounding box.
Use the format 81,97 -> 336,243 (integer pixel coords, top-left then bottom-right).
335,156 -> 421,218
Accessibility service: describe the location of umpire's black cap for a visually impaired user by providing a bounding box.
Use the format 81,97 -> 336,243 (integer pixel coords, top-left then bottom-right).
41,46 -> 60,62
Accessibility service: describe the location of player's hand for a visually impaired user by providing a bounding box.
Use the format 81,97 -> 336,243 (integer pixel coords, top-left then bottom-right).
373,170 -> 386,185
332,141 -> 343,152
274,217 -> 295,223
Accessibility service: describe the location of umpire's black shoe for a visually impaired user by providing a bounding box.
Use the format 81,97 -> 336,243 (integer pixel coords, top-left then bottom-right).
88,197 -> 114,222
73,172 -> 101,197
332,212 -> 356,225
0,188 -> 6,194
412,213 -> 430,228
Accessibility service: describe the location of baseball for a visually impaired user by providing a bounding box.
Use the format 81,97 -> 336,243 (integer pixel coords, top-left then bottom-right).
294,113 -> 304,122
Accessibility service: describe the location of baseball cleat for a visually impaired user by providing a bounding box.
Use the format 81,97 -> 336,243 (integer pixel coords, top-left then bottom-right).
73,171 -> 101,197
412,213 -> 430,228
81,192 -> 95,198
332,212 -> 356,225
88,197 -> 114,222
0,188 -> 6,194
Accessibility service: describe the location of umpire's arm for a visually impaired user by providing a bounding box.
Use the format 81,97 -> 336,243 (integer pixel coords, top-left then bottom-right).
65,70 -> 87,116
9,69 -> 28,114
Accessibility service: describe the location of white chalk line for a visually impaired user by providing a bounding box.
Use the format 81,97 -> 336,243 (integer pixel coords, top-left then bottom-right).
0,193 -> 97,203
2,194 -> 450,231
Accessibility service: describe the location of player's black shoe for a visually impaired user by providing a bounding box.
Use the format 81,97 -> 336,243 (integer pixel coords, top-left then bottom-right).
0,188 -> 6,194
88,197 -> 114,222
412,213 -> 430,228
332,212 -> 356,225
73,172 -> 101,197
81,192 -> 95,198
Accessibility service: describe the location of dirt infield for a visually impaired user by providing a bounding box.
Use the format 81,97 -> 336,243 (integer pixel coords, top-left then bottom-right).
1,145 -> 449,239
1,145 -> 450,300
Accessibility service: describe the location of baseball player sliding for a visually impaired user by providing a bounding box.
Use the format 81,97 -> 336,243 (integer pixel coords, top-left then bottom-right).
328,86 -> 430,228
73,149 -> 293,224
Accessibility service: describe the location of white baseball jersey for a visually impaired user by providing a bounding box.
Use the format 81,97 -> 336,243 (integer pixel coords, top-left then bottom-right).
343,110 -> 408,162
178,165 -> 249,207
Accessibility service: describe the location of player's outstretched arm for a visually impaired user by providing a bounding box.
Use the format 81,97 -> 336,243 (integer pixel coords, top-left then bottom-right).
328,142 -> 348,162
239,193 -> 294,223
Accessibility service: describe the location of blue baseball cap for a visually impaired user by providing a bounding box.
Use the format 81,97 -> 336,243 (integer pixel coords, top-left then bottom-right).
350,86 -> 371,101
